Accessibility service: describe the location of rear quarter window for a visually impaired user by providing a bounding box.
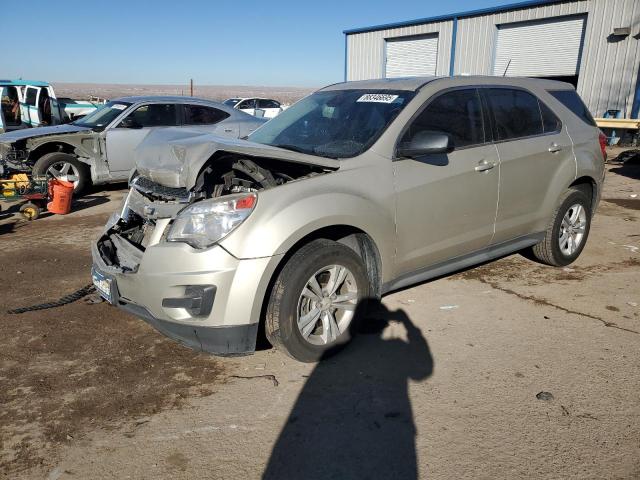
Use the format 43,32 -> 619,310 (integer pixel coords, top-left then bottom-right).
548,90 -> 596,127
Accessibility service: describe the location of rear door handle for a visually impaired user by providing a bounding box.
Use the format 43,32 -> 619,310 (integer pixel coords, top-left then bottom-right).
548,143 -> 562,153
475,160 -> 496,172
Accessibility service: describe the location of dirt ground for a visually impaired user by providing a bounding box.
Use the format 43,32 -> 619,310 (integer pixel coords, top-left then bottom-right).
0,151 -> 639,479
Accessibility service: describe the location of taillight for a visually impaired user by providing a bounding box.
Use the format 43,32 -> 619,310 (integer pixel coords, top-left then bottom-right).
598,131 -> 607,161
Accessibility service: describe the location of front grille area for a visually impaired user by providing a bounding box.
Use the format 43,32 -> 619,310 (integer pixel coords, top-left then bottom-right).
131,175 -> 191,202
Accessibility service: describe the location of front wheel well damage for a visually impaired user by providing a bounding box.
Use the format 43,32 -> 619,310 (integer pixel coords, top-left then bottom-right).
256,226 -> 383,350
28,142 -> 77,163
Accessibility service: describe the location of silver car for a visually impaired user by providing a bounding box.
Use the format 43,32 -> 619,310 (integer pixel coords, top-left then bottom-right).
0,96 -> 265,192
92,76 -> 605,362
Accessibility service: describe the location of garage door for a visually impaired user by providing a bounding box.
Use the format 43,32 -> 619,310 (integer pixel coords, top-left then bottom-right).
385,35 -> 438,78
493,16 -> 586,77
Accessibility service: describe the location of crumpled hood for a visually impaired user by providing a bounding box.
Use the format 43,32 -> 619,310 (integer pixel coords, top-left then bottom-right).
0,123 -> 90,143
135,128 -> 341,189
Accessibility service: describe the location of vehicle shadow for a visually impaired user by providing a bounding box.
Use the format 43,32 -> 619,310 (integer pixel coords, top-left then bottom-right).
262,301 -> 434,480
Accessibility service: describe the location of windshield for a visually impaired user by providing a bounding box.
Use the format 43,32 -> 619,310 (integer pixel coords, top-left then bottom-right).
73,101 -> 132,130
248,89 -> 414,158
223,98 -> 241,107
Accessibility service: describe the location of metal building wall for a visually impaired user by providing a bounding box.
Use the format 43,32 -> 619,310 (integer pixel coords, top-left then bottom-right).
346,20 -> 454,81
454,0 -> 640,117
346,0 -> 640,117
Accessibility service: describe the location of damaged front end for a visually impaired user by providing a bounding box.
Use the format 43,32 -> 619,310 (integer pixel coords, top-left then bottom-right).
96,152 -> 328,272
92,146 -> 334,356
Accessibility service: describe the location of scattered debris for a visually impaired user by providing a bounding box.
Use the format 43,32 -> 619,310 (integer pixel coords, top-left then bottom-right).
622,244 -> 639,253
630,194 -> 638,198
606,305 -> 620,312
536,391 -> 554,401
439,305 -> 459,310
229,374 -> 279,387
562,267 -> 575,272
83,293 -> 104,305
627,302 -> 638,307
560,405 -> 570,416
576,413 -> 598,420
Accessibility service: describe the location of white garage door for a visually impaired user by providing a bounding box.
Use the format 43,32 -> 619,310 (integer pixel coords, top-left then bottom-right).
385,35 -> 438,78
493,16 -> 586,77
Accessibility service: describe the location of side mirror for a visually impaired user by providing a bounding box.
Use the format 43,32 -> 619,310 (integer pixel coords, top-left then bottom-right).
397,131 -> 454,158
119,117 -> 142,129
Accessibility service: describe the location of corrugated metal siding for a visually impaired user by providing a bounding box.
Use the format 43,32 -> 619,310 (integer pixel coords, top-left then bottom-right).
493,16 -> 586,76
576,0 -> 640,117
454,0 -> 590,75
346,20 -> 453,81
347,0 -> 640,117
385,35 -> 439,77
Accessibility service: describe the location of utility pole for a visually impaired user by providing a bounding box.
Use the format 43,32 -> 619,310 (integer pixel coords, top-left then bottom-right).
190,79 -> 193,97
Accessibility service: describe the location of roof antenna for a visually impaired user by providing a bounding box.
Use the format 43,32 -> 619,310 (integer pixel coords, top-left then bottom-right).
502,59 -> 512,77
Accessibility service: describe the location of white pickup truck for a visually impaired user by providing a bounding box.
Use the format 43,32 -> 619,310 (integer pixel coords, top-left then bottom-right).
0,79 -> 105,133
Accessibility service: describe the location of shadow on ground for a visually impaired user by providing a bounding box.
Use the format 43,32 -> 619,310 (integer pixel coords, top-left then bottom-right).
262,302 -> 434,480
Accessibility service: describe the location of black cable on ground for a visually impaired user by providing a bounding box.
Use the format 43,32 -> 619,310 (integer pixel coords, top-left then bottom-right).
7,284 -> 96,314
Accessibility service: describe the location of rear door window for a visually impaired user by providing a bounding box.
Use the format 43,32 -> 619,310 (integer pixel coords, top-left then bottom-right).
237,99 -> 256,109
402,88 -> 485,149
184,104 -> 230,125
258,99 -> 280,109
127,104 -> 178,127
485,88 -> 543,141
548,90 -> 596,127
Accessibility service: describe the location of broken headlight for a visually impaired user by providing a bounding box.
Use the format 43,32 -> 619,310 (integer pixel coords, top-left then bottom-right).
167,193 -> 257,249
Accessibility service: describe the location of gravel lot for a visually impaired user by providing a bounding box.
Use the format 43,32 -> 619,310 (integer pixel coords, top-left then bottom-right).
0,152 -> 638,479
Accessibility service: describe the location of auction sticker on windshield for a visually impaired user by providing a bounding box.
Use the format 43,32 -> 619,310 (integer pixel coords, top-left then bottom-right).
357,93 -> 399,103
111,104 -> 128,110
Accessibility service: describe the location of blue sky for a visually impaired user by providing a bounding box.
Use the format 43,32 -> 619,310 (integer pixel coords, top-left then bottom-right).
5,0 -> 517,87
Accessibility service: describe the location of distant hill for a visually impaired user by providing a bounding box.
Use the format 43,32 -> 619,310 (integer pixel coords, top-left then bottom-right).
52,82 -> 317,106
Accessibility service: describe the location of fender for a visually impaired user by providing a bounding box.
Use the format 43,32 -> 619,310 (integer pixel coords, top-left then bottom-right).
219,163 -> 396,282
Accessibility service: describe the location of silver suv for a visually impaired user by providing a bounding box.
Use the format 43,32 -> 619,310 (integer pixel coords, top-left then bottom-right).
92,76 -> 605,362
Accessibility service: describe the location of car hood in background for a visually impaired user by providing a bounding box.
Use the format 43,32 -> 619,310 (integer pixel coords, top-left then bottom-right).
0,124 -> 92,143
135,128 -> 340,189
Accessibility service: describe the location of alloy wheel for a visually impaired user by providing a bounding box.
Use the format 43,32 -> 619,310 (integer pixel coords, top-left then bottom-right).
297,264 -> 358,346
559,203 -> 587,256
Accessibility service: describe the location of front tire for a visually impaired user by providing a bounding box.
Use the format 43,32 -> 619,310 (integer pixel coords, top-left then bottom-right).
32,152 -> 90,194
530,187 -> 592,266
265,239 -> 370,362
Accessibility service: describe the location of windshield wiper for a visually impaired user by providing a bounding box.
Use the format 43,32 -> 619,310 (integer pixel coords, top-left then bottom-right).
273,144 -> 308,154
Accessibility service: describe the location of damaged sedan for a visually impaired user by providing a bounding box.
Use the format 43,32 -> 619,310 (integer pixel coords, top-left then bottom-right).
0,96 -> 265,192
92,76 -> 604,362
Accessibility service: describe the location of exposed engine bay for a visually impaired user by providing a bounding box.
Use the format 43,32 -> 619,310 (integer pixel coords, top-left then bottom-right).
193,153 -> 324,198
96,153 -> 332,271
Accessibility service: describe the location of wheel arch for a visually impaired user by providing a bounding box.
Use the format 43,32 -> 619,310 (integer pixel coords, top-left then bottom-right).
254,224 -> 383,349
569,176 -> 598,214
27,141 -> 77,163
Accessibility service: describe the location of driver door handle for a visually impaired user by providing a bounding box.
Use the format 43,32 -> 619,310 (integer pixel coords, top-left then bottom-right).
548,143 -> 562,153
475,160 -> 496,172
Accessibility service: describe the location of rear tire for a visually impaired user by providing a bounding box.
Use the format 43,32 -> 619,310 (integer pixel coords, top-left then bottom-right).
530,187 -> 592,266
265,239 -> 370,362
32,152 -> 90,195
